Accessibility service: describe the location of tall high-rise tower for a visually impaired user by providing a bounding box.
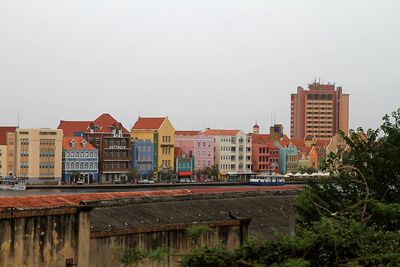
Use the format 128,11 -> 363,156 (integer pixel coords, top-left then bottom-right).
290,81 -> 349,139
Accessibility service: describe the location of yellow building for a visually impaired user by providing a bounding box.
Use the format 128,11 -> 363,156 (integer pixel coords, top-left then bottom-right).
0,127 -> 17,177
131,117 -> 175,175
0,145 -> 7,177
8,129 -> 63,184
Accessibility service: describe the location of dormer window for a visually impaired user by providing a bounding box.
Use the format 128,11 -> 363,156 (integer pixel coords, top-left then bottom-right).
81,139 -> 87,148
70,139 -> 76,148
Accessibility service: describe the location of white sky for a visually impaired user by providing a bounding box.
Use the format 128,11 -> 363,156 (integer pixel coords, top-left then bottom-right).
0,0 -> 399,134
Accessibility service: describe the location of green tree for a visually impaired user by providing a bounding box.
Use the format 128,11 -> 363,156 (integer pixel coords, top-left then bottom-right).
180,109 -> 400,267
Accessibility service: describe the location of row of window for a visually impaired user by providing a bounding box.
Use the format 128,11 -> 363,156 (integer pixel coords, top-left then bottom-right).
20,139 -> 29,146
39,163 -> 55,169
161,136 -> 172,143
105,139 -> 128,146
104,151 -> 127,158
161,159 -> 171,167
40,139 -> 56,146
220,155 -> 252,161
40,152 -> 55,157
65,151 -> 97,158
65,161 -> 97,170
137,155 -> 152,161
161,147 -> 172,155
197,161 -> 212,168
137,163 -> 152,171
307,94 -> 334,100
103,162 -> 129,169
137,146 -> 151,152
197,142 -> 212,147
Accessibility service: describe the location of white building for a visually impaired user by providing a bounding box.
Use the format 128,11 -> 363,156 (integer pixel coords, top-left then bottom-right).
202,129 -> 252,178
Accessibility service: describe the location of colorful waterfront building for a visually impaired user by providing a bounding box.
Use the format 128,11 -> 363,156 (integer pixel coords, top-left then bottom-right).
131,117 -> 175,177
202,129 -> 252,179
174,149 -> 195,179
6,128 -> 63,184
0,127 -> 17,177
251,134 -> 280,173
62,137 -> 98,184
174,130 -> 215,172
131,139 -> 154,177
275,141 -> 298,174
58,113 -> 132,183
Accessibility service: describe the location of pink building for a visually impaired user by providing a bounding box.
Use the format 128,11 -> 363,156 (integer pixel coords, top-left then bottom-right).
175,131 -> 215,171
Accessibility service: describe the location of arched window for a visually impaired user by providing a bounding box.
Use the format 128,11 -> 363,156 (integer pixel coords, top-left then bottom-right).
80,162 -> 84,169
85,162 -> 88,169
90,152 -> 93,158
80,152 -> 84,158
85,152 -> 89,158
71,162 -> 75,169
71,152 -> 75,158
66,151 -> 70,158
66,162 -> 70,169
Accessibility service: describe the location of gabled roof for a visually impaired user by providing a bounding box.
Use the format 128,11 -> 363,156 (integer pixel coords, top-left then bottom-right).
63,136 -> 97,151
132,117 -> 167,130
251,134 -> 271,144
316,139 -> 331,147
175,130 -> 201,136
0,126 -> 17,145
202,129 -> 240,136
92,113 -> 129,133
58,121 -> 90,136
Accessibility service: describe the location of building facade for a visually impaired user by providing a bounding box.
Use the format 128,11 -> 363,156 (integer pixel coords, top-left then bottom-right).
0,127 -> 17,177
174,131 -> 215,171
251,134 -> 280,173
58,113 -> 131,183
290,81 -> 349,139
275,142 -> 298,174
62,137 -> 98,184
131,139 -> 155,177
6,128 -> 63,184
131,117 -> 175,177
202,129 -> 252,178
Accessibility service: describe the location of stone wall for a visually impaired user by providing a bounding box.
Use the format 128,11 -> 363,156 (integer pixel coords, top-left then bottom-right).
90,220 -> 249,267
0,207 -> 90,267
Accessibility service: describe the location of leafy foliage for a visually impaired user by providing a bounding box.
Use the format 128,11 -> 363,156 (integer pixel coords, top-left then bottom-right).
180,109 -> 400,267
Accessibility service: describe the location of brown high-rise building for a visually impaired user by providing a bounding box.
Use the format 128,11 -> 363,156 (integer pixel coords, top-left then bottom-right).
290,81 -> 349,139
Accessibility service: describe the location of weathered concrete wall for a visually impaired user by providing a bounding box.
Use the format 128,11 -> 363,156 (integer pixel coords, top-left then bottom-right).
89,220 -> 248,267
0,208 -> 90,267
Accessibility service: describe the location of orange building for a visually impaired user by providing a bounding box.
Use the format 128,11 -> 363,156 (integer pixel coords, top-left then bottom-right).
290,81 -> 349,140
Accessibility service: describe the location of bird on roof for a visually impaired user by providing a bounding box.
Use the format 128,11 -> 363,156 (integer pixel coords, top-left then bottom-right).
228,211 -> 237,219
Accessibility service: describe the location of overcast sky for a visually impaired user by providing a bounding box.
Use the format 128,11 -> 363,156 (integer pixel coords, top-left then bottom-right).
0,0 -> 399,134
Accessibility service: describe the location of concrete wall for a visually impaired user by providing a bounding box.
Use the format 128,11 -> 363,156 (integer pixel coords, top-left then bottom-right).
0,208 -> 90,267
89,220 -> 249,267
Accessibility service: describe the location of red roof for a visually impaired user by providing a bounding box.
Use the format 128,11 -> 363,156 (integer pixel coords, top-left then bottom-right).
316,139 -> 331,147
175,130 -> 201,136
0,127 -> 17,145
63,137 -> 97,150
251,134 -> 271,144
0,190 -> 192,210
93,113 -> 129,133
202,129 -> 240,136
0,187 -> 302,210
58,121 -> 90,136
132,117 -> 166,130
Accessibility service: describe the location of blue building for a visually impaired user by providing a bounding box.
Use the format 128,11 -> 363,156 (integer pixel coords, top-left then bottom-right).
62,137 -> 99,184
132,139 -> 155,177
175,151 -> 195,179
275,141 -> 298,174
